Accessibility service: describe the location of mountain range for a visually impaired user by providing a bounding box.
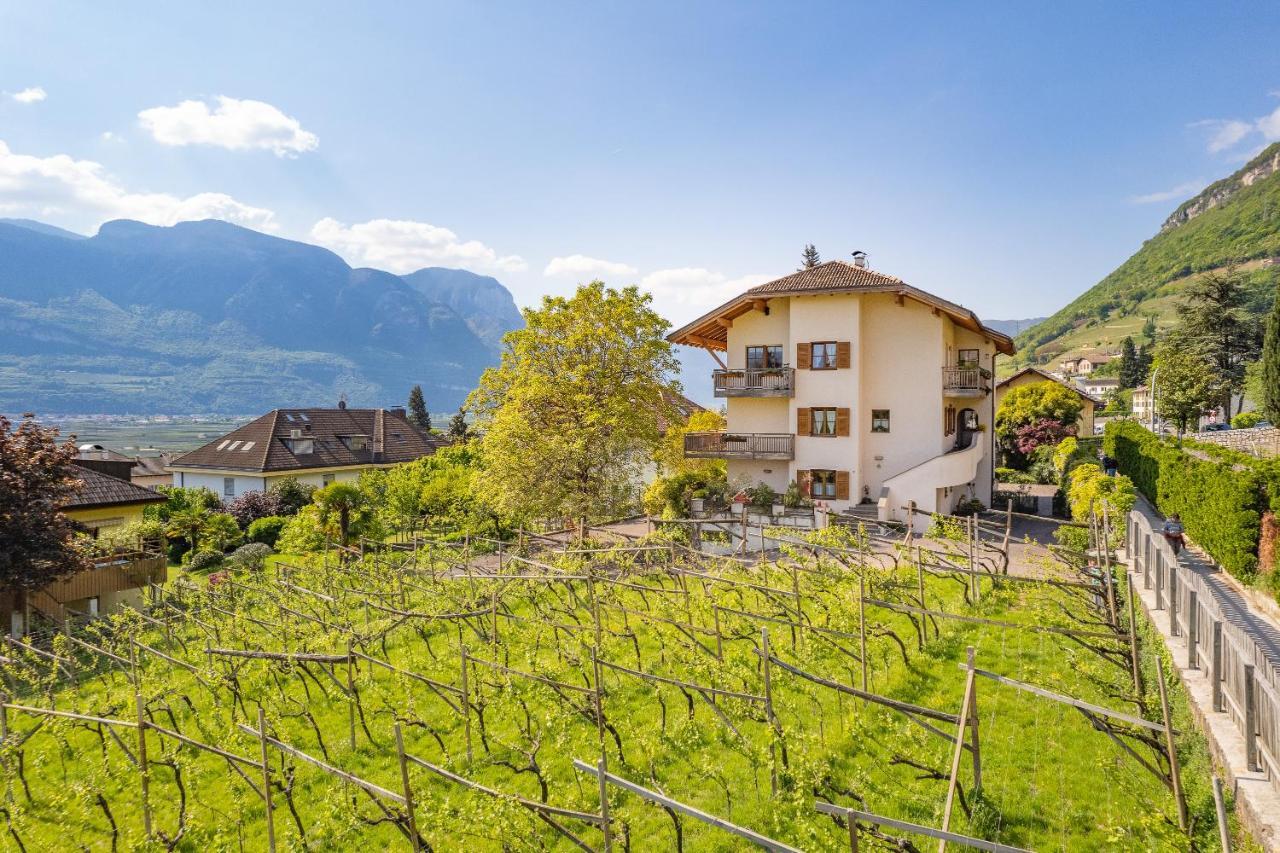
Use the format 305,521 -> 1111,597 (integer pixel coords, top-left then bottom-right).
1014,143 -> 1280,367
0,218 -> 524,415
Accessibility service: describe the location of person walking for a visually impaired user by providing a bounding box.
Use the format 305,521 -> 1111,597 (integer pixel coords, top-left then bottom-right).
1162,513 -> 1185,556
1103,454 -> 1118,477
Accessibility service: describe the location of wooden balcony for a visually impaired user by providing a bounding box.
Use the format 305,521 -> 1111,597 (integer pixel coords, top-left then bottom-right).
942,365 -> 991,397
684,431 -> 795,460
713,367 -> 795,398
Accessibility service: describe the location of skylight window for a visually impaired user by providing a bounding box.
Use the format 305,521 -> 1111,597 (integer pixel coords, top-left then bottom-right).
227,440 -> 242,451
241,441 -> 255,451
284,413 -> 296,422
216,440 -> 230,450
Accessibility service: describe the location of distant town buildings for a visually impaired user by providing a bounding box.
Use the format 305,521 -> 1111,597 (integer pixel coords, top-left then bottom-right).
1058,352 -> 1115,376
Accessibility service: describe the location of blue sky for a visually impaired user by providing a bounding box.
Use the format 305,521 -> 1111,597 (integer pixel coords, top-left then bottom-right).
3,1 -> 1280,332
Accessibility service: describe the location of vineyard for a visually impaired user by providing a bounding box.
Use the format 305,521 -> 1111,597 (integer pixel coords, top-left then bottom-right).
0,519 -> 1243,851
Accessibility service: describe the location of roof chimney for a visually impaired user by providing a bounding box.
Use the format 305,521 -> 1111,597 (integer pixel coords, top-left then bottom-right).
373,409 -> 385,461
851,250 -> 868,269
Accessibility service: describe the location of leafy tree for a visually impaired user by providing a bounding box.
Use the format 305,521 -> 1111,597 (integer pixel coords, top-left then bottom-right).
375,444 -> 505,536
0,414 -> 91,594
1142,314 -> 1158,342
448,408 -> 470,441
1137,342 -> 1153,380
407,384 -> 431,431
1066,463 -> 1136,527
314,482 -> 370,545
146,485 -> 220,522
267,477 -> 315,515
165,506 -> 210,554
997,381 -> 1085,434
1118,336 -> 1143,388
468,281 -> 681,527
801,244 -> 821,269
227,490 -> 286,528
1259,283 -> 1280,423
202,513 -> 242,552
1153,338 -> 1224,436
1175,266 -> 1263,415
276,505 -> 328,554
1013,418 -> 1076,456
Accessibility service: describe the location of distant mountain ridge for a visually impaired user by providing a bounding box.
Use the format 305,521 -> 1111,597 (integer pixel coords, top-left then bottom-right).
1015,143 -> 1280,366
0,218 -> 524,415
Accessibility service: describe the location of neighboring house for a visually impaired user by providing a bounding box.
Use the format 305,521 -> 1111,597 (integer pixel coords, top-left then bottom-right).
667,256 -> 1015,527
995,367 -> 1101,438
1075,375 -> 1120,399
77,445 -> 176,489
1132,385 -> 1153,425
1059,353 -> 1114,376
167,404 -> 446,499
5,463 -> 167,636
131,454 -> 175,489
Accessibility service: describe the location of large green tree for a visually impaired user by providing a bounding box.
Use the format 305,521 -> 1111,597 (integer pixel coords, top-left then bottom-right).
1118,336 -> 1143,388
468,282 -> 681,527
407,385 -> 431,431
1153,338 -> 1225,436
0,415 -> 91,593
1175,266 -> 1263,415
1259,284 -> 1280,423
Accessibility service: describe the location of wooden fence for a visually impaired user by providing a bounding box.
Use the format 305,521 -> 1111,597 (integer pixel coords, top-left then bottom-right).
1129,510 -> 1280,790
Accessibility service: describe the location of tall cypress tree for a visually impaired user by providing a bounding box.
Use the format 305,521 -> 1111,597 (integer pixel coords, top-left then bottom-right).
1118,336 -> 1141,388
407,385 -> 431,430
801,244 -> 821,270
1261,286 -> 1280,423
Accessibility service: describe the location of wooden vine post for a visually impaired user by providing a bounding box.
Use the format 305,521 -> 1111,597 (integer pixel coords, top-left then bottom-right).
858,577 -> 869,691
135,689 -> 153,840
1127,575 -> 1143,697
394,724 -> 421,852
916,547 -> 927,647
346,639 -> 357,750
590,646 -> 613,852
760,628 -> 782,795
1156,657 -> 1189,831
258,707 -> 277,852
598,756 -> 614,853
938,646 -> 978,850
966,647 -> 982,792
460,643 -> 474,763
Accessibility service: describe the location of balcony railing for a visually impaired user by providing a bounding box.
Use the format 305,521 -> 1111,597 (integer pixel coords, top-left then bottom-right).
942,365 -> 991,396
713,367 -> 795,398
684,431 -> 795,460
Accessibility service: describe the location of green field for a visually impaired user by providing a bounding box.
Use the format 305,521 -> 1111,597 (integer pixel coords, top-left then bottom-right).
0,528 -> 1250,850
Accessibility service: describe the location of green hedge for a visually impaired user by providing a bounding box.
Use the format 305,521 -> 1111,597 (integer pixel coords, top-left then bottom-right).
1105,420 -> 1280,579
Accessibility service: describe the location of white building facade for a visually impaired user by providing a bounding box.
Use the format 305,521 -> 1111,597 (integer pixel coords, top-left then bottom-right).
669,259 -> 1014,527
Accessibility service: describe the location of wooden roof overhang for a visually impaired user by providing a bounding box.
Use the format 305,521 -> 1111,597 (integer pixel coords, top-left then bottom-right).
667,285 -> 1016,355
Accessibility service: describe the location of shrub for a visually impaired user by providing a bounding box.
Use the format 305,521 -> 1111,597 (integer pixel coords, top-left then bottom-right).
246,515 -> 287,548
783,480 -> 810,509
277,505 -> 328,554
268,477 -> 316,515
1064,463 -> 1135,539
167,540 -> 190,564
228,490 -> 287,528
745,482 -> 779,509
187,550 -> 224,572
995,467 -> 1034,484
1106,420 -> 1280,579
1232,411 -> 1264,429
954,498 -> 986,517
229,542 -> 273,571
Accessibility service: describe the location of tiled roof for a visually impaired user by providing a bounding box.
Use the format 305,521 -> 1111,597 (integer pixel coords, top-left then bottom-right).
658,390 -> 706,432
63,466 -> 167,510
996,366 -> 1105,405
131,454 -> 173,477
169,408 -> 447,473
745,261 -> 905,295
667,259 -> 1015,355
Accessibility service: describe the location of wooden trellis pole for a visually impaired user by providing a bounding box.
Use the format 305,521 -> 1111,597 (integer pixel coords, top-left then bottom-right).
258,707 -> 277,852
346,639 -> 357,750
1156,657 -> 1188,831
939,646 -> 978,850
858,577 -> 869,692
761,628 -> 783,795
1127,575 -> 1144,696
135,690 -> 153,840
394,724 -> 421,852
460,643 -> 474,763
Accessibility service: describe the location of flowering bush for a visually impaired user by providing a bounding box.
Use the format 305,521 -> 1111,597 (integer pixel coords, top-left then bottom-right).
1014,418 -> 1075,456
228,490 -> 287,528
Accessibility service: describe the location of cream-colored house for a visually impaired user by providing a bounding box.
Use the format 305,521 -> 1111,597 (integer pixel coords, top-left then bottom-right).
1132,385 -> 1153,425
667,257 -> 1014,527
995,366 -> 1101,437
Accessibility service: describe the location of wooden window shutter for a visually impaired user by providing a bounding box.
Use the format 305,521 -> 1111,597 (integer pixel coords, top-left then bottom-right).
799,469 -> 813,497
836,408 -> 851,437
797,407 -> 811,436
797,342 -> 811,370
835,470 -> 850,500
836,341 -> 851,369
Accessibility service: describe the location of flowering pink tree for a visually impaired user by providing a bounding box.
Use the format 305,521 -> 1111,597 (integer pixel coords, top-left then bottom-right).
1014,418 -> 1075,456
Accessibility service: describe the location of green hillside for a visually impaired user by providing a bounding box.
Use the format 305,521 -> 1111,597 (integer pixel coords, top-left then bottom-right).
1013,143 -> 1280,368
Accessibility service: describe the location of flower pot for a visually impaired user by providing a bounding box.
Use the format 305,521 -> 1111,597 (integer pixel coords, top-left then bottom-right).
772,503 -> 786,516
689,498 -> 705,513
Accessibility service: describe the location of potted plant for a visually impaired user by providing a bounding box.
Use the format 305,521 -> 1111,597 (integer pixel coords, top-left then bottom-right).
782,480 -> 810,512
689,488 -> 707,514
745,482 -> 779,514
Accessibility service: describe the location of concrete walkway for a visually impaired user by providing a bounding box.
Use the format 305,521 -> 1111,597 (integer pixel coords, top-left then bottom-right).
1126,495 -> 1280,847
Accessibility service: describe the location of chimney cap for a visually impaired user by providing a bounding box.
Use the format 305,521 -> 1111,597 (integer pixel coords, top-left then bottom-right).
851,250 -> 868,268
338,394 -> 347,410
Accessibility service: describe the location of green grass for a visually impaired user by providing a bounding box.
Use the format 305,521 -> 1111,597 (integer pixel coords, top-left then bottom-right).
0,534 -> 1251,850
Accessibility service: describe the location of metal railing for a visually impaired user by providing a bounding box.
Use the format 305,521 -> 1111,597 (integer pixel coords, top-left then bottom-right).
712,367 -> 795,397
1129,510 -> 1280,789
684,432 -> 795,460
942,365 -> 991,395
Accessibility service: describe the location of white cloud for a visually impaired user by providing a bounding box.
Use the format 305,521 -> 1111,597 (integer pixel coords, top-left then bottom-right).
0,139 -> 277,230
1193,103 -> 1280,154
138,96 -> 318,157
543,254 -> 638,278
11,86 -> 46,104
310,217 -> 527,274
1129,180 -> 1204,205
639,267 -> 773,322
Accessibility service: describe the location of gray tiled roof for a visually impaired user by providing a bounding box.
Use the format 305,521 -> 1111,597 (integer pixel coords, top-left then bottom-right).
63,466 -> 167,510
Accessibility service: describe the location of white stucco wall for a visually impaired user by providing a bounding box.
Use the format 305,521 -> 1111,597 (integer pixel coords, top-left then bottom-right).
171,468 -> 364,501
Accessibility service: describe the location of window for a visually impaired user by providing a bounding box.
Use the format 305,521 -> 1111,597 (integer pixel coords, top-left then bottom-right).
322,473 -> 336,486
223,477 -> 235,498
286,438 -> 315,455
746,345 -> 783,369
957,349 -> 980,368
945,405 -> 957,436
810,341 -> 838,370
343,435 -> 369,451
871,410 -> 891,433
811,407 -> 838,436
810,470 -> 837,499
